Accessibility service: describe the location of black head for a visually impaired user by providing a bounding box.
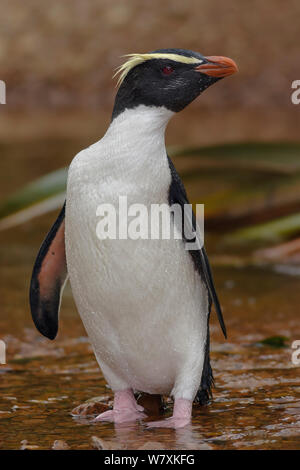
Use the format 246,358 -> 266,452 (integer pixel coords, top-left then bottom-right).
112,48 -> 237,120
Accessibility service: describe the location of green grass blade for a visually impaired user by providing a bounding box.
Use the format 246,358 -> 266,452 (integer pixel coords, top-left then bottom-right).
225,213 -> 300,244
0,167 -> 67,230
170,142 -> 300,175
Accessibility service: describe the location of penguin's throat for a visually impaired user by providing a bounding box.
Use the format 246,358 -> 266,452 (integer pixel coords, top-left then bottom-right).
106,105 -> 174,149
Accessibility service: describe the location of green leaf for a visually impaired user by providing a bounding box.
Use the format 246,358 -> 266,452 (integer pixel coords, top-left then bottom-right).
0,193 -> 66,230
170,142 -> 300,175
1,141 -> 300,232
224,213 -> 300,244
172,143 -> 300,227
258,336 -> 288,348
0,168 -> 67,230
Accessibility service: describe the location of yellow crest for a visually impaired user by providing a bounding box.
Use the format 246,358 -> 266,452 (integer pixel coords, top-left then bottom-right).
114,53 -> 203,86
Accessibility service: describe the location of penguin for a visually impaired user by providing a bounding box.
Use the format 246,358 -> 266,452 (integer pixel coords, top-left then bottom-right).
30,49 -> 237,428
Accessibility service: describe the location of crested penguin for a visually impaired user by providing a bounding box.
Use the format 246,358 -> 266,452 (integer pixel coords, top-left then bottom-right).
30,49 -> 237,428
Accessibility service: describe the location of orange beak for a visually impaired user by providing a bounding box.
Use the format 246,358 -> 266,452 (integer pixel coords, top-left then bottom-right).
195,56 -> 238,78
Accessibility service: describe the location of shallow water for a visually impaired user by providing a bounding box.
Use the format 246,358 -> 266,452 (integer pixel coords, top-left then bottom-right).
0,140 -> 299,450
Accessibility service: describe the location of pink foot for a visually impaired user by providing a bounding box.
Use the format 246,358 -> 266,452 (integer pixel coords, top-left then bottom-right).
146,398 -> 192,429
94,389 -> 146,424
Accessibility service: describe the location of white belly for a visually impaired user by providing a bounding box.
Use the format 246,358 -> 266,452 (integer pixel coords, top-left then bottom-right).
65,107 -> 209,399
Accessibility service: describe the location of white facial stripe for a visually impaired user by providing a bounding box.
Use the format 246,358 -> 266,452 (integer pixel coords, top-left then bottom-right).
114,53 -> 203,86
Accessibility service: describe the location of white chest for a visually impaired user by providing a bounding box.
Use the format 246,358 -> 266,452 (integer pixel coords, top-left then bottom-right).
64,106 -> 208,396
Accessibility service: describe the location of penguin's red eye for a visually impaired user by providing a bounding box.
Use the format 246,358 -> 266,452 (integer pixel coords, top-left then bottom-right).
162,66 -> 174,76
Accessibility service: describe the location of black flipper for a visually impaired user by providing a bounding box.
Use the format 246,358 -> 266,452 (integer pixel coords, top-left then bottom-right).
29,203 -> 67,340
195,300 -> 214,404
167,156 -> 227,338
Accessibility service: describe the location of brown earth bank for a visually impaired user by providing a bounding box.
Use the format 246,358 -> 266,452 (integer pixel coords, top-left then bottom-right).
1,108 -> 300,143
1,0 -> 300,111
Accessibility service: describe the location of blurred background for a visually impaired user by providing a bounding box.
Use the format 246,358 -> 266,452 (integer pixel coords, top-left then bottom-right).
1,0 -> 300,142
0,0 -> 300,450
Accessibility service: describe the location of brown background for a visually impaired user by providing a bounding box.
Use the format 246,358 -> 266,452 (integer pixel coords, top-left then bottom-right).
1,0 -> 300,143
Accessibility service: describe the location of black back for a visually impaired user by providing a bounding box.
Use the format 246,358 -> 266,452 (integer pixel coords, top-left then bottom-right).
167,156 -> 226,402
